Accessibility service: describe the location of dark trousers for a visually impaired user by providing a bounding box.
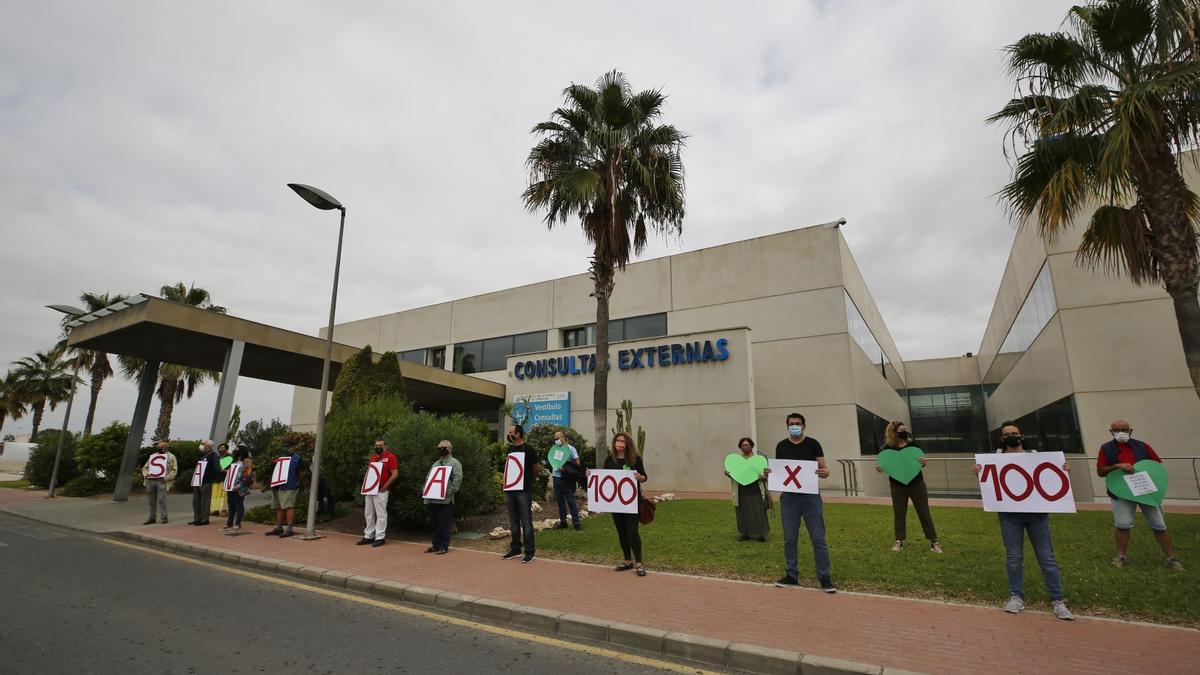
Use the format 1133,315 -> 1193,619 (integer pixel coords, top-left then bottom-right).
505,491 -> 535,554
780,492 -> 830,578
192,486 -> 212,524
553,476 -> 580,525
611,512 -> 642,563
226,491 -> 245,527
889,479 -> 938,541
428,502 -> 455,551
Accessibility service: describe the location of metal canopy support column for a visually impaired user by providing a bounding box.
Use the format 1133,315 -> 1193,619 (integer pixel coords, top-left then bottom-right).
208,340 -> 245,447
113,361 -> 160,502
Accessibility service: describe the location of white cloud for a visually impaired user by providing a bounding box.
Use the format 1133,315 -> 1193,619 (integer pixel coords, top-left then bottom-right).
1,0 -> 1071,439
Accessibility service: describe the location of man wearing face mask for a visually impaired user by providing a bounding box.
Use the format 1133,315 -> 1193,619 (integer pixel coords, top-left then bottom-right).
550,430 -> 582,530
500,424 -> 542,563
357,439 -> 399,548
189,439 -> 221,526
423,440 -> 463,554
1096,420 -> 1183,570
773,413 -> 836,593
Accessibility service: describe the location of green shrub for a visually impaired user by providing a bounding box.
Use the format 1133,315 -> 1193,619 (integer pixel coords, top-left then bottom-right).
74,421 -> 130,486
163,440 -> 206,491
244,501 -> 347,525
322,396 -> 500,526
235,418 -> 291,456
330,346 -> 406,413
23,429 -> 79,488
59,472 -> 108,497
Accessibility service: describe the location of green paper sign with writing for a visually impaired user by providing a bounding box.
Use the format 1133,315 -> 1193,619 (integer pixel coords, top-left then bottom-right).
877,446 -> 924,485
724,453 -> 768,486
1105,459 -> 1168,507
548,446 -> 570,471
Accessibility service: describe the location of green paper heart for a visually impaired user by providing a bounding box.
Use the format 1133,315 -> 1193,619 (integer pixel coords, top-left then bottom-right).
1105,459 -> 1168,507
877,446 -> 924,485
548,446 -> 570,471
724,453 -> 768,486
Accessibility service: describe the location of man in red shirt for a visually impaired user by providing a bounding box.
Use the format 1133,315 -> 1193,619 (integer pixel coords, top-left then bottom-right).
357,439 -> 399,548
1096,419 -> 1183,570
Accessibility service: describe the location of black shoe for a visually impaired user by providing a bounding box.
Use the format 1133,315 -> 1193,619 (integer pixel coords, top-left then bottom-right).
757,536 -> 767,542
819,576 -> 837,593
738,535 -> 750,541
775,575 -> 799,588
554,522 -> 568,530
522,553 -> 536,563
143,518 -> 155,525
573,524 -> 582,531
435,548 -> 448,555
195,521 -> 210,526
357,538 -> 375,546
187,521 -> 199,526
371,539 -> 385,547
278,530 -> 294,539
265,528 -> 283,536
501,550 -> 522,560
424,546 -> 437,553
160,519 -> 168,524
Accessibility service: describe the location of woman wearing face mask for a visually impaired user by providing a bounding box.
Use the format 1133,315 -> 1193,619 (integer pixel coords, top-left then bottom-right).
875,422 -> 941,553
725,437 -> 771,542
593,432 -> 648,576
973,422 -> 1074,620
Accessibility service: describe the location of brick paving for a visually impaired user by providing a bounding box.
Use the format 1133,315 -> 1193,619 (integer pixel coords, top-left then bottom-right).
138,519 -> 1200,675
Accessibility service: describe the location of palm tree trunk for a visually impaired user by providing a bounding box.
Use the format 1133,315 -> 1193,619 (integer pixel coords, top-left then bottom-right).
592,259 -> 616,468
0,412 -> 6,438
154,378 -> 177,441
30,401 -> 45,442
82,375 -> 103,438
1168,288 -> 1200,397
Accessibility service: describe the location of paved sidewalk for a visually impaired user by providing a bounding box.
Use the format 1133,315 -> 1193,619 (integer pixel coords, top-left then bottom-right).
126,519 -> 1197,675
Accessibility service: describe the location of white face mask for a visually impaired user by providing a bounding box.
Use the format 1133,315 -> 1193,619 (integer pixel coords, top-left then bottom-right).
788,424 -> 804,437
1113,431 -> 1131,444
554,439 -> 563,446
198,444 -> 205,451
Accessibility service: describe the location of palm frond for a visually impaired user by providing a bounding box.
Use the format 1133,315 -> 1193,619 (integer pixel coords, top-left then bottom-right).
1077,204 -> 1160,281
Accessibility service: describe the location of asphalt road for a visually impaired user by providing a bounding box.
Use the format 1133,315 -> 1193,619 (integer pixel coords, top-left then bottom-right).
0,512 -> 710,674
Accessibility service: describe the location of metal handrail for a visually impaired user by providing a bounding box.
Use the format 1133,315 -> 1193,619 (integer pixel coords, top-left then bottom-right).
836,456 -> 1200,501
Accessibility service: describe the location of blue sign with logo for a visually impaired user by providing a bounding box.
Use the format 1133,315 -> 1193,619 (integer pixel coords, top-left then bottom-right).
512,392 -> 571,428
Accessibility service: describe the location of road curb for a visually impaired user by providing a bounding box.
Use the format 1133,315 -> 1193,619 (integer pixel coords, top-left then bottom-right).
111,530 -> 913,675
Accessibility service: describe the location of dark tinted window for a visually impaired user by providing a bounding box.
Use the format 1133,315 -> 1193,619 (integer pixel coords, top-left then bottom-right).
992,395 -> 1083,454
480,336 -> 514,372
513,331 -> 547,354
905,385 -> 989,454
623,313 -> 667,340
454,341 -> 482,374
430,347 -> 445,369
400,349 -> 425,364
857,406 -> 890,456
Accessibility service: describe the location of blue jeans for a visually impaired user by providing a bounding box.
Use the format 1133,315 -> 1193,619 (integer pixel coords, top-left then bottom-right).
225,491 -> 245,527
553,476 -> 580,525
505,490 -> 535,554
998,512 -> 1063,601
780,493 -> 831,578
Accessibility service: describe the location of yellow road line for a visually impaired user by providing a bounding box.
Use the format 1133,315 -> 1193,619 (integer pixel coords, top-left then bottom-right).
105,539 -> 717,674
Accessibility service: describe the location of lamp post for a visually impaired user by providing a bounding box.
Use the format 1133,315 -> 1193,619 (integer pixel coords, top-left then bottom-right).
287,183 -> 345,539
46,304 -> 86,498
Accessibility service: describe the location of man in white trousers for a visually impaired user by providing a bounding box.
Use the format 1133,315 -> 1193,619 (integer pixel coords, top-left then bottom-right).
357,439 -> 399,548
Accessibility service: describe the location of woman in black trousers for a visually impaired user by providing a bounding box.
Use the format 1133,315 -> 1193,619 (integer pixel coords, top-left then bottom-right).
604,432 -> 648,577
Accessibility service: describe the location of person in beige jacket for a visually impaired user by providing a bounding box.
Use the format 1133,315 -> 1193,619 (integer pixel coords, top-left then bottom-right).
140,441 -> 178,524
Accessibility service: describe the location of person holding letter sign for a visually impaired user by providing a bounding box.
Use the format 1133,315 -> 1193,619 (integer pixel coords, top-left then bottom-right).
597,432 -> 648,576
189,440 -> 221,526
1096,420 -> 1183,571
423,440 -> 463,554
140,441 -> 177,524
973,422 -> 1074,620
774,413 -> 836,593
500,425 -> 542,563
357,439 -> 399,548
266,446 -> 304,538
222,449 -> 254,532
874,421 -> 942,553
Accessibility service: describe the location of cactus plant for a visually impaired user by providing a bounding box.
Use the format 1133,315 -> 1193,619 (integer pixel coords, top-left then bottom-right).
611,399 -> 646,455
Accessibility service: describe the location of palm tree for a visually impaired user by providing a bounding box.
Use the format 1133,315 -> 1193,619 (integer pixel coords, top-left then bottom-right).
989,0 -> 1200,401
11,348 -> 75,442
0,371 -> 27,438
59,291 -> 128,437
523,70 -> 686,463
120,283 -> 226,441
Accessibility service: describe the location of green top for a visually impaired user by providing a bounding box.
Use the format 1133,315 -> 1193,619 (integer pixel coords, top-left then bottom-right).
423,455 -> 463,505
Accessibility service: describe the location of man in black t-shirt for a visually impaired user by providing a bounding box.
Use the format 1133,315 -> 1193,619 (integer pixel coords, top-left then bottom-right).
773,412 -> 836,592
500,424 -> 542,563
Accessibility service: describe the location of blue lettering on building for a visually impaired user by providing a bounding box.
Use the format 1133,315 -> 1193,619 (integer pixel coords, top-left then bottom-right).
515,337 -> 731,380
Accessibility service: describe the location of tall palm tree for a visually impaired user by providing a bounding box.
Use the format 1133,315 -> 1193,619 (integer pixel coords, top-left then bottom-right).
11,348 -> 75,442
0,370 -> 27,438
59,291 -> 128,437
989,0 -> 1200,401
523,70 -> 686,463
120,283 -> 226,441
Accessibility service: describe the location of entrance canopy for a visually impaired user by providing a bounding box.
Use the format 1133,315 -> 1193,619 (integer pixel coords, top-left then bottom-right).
65,294 -> 505,411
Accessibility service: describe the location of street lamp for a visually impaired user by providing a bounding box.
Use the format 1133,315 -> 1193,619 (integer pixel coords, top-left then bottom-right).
46,304 -> 86,498
287,183 -> 346,539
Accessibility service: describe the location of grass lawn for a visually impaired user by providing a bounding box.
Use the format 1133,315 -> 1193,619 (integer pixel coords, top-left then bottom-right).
0,479 -> 31,489
534,499 -> 1200,626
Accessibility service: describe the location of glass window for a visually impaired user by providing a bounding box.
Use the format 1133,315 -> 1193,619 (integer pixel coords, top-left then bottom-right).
399,349 -> 425,364
857,406 -> 890,455
608,320 -> 625,342
513,331 -> 547,355
845,291 -> 903,389
622,313 -> 667,340
479,336 -> 514,372
453,341 -> 482,374
563,325 -> 594,348
992,395 -> 1083,454
905,385 -> 990,454
430,347 -> 445,369
983,263 -> 1057,388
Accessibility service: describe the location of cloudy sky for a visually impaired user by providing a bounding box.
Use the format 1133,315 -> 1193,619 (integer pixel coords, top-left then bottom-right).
1,1 -> 1070,441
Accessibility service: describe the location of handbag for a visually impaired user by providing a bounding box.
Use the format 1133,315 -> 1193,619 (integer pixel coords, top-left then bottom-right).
638,495 -> 656,525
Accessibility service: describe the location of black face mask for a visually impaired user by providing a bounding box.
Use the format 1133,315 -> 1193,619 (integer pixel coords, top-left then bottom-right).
1003,436 -> 1023,448
437,447 -> 450,457
897,431 -> 911,441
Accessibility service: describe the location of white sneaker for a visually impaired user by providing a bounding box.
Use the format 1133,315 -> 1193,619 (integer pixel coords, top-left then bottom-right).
1003,596 -> 1024,614
1051,601 -> 1074,620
